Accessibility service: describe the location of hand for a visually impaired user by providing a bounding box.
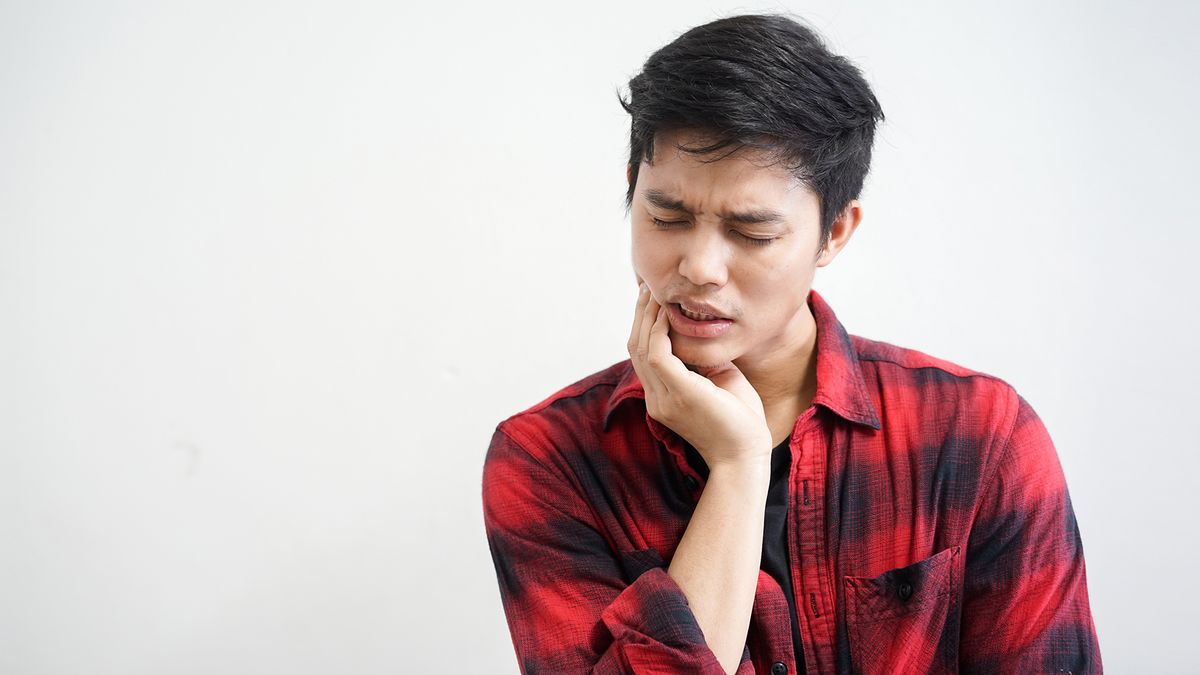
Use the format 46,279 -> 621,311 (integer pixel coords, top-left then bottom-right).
626,280 -> 773,469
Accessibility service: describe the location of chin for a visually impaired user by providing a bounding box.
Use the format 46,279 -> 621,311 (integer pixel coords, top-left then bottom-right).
672,341 -> 737,371
684,362 -> 731,376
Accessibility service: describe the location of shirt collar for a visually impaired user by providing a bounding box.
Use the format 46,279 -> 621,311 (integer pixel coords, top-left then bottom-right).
602,287 -> 882,434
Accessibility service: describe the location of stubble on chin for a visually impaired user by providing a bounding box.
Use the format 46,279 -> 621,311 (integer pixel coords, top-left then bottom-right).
671,331 -> 735,375
681,357 -> 733,376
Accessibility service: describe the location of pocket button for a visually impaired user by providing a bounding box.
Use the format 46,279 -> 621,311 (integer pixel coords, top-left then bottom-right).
897,581 -> 913,601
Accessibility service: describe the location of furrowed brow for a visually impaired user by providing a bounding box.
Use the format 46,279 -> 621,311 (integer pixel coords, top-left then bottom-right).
643,188 -> 786,225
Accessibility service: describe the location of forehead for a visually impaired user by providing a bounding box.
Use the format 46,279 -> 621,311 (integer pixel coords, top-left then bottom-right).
640,128 -> 811,212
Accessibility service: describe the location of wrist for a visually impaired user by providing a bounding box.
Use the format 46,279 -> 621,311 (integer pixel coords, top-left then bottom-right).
707,455 -> 772,484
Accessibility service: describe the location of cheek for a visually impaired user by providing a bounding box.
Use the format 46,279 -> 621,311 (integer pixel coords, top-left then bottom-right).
630,234 -> 664,277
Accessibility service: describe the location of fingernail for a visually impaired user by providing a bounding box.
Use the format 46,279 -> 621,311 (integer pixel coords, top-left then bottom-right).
639,283 -> 647,293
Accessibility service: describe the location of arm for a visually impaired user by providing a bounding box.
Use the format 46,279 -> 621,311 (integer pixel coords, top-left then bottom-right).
959,393 -> 1103,672
668,458 -> 770,674
615,282 -> 774,673
482,424 -> 739,674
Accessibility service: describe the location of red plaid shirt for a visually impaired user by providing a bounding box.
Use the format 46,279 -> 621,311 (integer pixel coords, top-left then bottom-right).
482,288 -> 1102,673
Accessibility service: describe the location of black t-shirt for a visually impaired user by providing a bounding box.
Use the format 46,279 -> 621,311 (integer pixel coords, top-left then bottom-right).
682,437 -> 805,673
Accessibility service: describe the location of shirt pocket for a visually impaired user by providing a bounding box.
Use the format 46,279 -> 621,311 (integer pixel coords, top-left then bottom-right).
842,545 -> 961,674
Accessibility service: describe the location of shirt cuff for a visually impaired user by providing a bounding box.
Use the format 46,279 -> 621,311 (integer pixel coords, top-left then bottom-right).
600,565 -> 725,671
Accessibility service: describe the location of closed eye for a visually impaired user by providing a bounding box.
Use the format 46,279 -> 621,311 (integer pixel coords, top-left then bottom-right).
650,217 -> 779,247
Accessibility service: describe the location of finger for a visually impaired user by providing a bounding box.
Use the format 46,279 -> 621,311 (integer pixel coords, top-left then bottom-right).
637,292 -> 671,399
628,284 -> 666,401
646,303 -> 694,394
637,289 -> 659,358
627,283 -> 650,355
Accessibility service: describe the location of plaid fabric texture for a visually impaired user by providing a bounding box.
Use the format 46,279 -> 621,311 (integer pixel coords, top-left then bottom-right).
482,288 -> 1102,673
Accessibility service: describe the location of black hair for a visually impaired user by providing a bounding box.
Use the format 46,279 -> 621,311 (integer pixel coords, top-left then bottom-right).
616,13 -> 885,256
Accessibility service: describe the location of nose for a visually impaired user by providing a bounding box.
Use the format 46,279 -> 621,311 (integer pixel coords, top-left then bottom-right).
677,225 -> 729,288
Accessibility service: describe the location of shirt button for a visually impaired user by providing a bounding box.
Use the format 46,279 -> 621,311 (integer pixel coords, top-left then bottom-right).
898,581 -> 913,601
685,474 -> 699,490
771,662 -> 788,675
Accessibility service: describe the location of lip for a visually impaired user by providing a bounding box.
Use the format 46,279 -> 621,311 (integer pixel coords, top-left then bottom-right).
668,298 -> 732,319
667,302 -> 734,338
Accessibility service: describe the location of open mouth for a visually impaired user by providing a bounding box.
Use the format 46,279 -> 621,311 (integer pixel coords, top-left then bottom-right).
667,302 -> 733,338
675,303 -> 730,322
678,305 -> 723,321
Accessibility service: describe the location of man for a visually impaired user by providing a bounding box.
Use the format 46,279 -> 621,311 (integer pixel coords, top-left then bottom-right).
482,12 -> 1102,674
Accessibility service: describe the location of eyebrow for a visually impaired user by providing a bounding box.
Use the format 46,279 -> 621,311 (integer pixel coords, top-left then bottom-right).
643,188 -> 788,226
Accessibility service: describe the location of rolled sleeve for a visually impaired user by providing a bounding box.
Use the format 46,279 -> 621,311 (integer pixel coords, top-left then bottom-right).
960,393 -> 1103,673
482,423 -> 727,674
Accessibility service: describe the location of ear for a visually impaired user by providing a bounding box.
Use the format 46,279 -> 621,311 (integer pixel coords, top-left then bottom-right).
816,200 -> 864,267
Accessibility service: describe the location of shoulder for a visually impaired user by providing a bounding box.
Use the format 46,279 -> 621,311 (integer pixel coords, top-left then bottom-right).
498,358 -> 630,424
849,333 -> 1026,442
853,332 -> 1018,391
487,358 -> 633,463
851,333 -> 1005,382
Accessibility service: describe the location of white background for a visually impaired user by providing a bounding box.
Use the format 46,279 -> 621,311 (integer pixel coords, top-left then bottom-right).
2,1 -> 1197,673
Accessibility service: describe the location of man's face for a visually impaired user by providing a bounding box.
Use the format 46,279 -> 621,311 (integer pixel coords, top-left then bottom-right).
630,128 -> 827,371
